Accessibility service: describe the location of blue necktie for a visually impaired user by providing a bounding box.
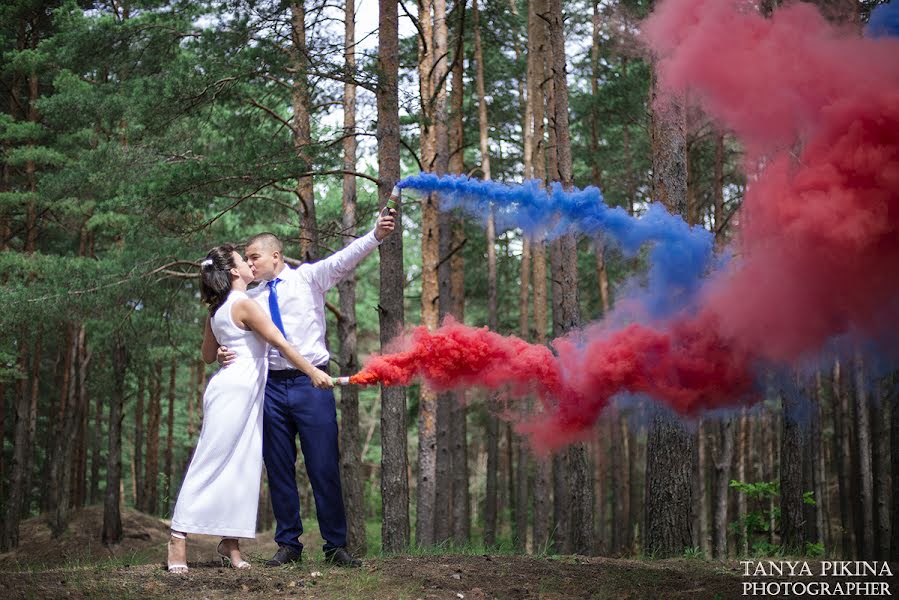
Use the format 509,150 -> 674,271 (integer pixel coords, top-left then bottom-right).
267,278 -> 287,337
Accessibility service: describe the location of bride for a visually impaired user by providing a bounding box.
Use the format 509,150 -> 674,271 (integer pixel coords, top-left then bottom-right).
166,244 -> 332,573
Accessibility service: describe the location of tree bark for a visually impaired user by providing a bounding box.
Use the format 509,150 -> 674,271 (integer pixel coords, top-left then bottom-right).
432,0 -> 459,547
853,354 -> 874,559
415,0 -> 439,549
1,333 -> 36,551
337,0 -> 366,553
134,373 -> 145,512
50,326 -> 81,537
102,340 -> 127,544
645,411 -> 695,557
448,2 -> 469,547
289,1 -> 317,262
515,238 -> 531,552
163,360 -> 176,513
871,376 -> 890,560
547,0 -> 591,556
780,388 -> 806,553
378,0 -> 409,552
832,360 -> 854,557
737,409 -> 749,556
471,0 -> 501,550
813,373 -> 830,551
90,341 -> 103,506
712,419 -> 734,558
144,363 -> 162,515
644,47 -> 693,558
890,371 -> 899,561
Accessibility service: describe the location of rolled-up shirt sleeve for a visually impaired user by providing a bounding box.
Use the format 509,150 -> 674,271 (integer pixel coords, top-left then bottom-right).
307,229 -> 382,292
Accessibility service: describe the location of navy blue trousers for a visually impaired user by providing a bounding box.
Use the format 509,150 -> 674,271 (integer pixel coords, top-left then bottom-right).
263,373 -> 346,553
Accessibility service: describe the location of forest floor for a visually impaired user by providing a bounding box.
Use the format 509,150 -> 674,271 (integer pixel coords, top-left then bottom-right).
0,506 -> 869,600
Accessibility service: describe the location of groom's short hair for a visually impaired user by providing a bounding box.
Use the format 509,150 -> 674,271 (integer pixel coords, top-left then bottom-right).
246,232 -> 283,253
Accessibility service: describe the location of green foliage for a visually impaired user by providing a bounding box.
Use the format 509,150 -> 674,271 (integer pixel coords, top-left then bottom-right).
683,546 -> 706,560
729,480 -> 823,558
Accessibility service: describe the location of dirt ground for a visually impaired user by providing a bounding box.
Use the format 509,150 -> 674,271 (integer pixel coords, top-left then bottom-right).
2,507 -> 890,599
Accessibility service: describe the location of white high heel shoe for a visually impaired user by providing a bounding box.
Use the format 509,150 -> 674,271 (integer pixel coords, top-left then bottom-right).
217,538 -> 251,569
167,532 -> 189,574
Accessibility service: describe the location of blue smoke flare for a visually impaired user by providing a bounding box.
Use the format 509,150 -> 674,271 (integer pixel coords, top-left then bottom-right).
866,3 -> 899,39
398,173 -> 716,319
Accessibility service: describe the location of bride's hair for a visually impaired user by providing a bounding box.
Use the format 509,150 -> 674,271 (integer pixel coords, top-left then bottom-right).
200,244 -> 237,315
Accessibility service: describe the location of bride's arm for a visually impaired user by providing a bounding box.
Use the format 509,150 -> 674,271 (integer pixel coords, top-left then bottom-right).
201,317 -> 218,364
232,298 -> 333,389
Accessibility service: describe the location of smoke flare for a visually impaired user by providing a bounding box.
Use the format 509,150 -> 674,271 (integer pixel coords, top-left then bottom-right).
356,0 -> 899,450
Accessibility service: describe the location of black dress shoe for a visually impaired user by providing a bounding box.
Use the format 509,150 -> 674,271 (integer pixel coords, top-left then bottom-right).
324,547 -> 362,568
265,545 -> 302,567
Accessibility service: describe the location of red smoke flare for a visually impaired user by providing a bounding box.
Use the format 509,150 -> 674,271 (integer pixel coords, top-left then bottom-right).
355,0 -> 899,450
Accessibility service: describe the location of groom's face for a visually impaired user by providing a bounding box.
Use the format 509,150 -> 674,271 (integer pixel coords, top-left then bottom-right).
245,241 -> 279,282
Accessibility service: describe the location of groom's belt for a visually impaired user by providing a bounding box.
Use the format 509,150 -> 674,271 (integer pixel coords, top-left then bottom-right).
268,365 -> 329,379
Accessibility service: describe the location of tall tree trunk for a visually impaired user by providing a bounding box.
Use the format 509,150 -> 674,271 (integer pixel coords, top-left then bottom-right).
75,326 -> 90,508
448,2 -> 469,547
337,1 -> 366,553
644,51 -> 693,558
133,373 -> 145,512
589,0 -> 610,315
890,371 -> 899,561
547,0 -> 592,555
89,332 -> 105,506
515,238 -> 532,552
645,411 -> 694,557
102,340 -> 127,544
378,0 -> 410,552
737,409 -> 749,556
711,419 -> 733,558
449,221 -> 469,545
23,330 -> 41,517
853,354 -> 874,559
0,383 -> 5,505
163,360 -> 176,513
531,241 -> 551,551
695,420 -> 708,556
813,373 -> 830,552
433,7 -> 453,533
415,0 -> 439,549
780,387 -> 806,553
290,1 -> 317,261
594,428 -> 607,553
832,360 -> 853,557
527,0 -> 552,551
144,363 -> 162,515
50,326 -> 80,537
803,377 -> 825,548
472,0 -> 501,549
871,376 -> 890,560
1,333 -> 36,551
46,326 -> 74,515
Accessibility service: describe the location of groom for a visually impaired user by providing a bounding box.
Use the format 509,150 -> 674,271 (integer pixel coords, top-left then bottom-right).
218,210 -> 395,567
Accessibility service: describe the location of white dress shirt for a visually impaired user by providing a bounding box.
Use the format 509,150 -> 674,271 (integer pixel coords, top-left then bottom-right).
247,229 -> 382,370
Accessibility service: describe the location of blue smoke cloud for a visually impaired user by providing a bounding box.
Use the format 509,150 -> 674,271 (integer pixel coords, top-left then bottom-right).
398,173 -> 716,319
866,3 -> 899,39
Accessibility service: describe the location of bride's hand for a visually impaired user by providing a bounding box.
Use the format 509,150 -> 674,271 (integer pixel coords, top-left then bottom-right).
310,369 -> 333,389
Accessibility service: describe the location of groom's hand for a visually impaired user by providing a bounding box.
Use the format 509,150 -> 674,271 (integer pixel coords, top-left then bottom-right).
374,210 -> 396,241
217,345 -> 237,367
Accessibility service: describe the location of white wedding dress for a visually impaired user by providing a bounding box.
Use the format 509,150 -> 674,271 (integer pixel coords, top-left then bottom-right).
170,291 -> 268,538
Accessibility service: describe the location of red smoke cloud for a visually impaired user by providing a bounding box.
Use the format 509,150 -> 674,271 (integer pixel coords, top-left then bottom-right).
646,0 -> 899,363
354,0 -> 899,449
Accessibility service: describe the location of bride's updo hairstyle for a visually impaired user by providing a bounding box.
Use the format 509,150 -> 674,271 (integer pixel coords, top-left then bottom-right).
200,244 -> 237,315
